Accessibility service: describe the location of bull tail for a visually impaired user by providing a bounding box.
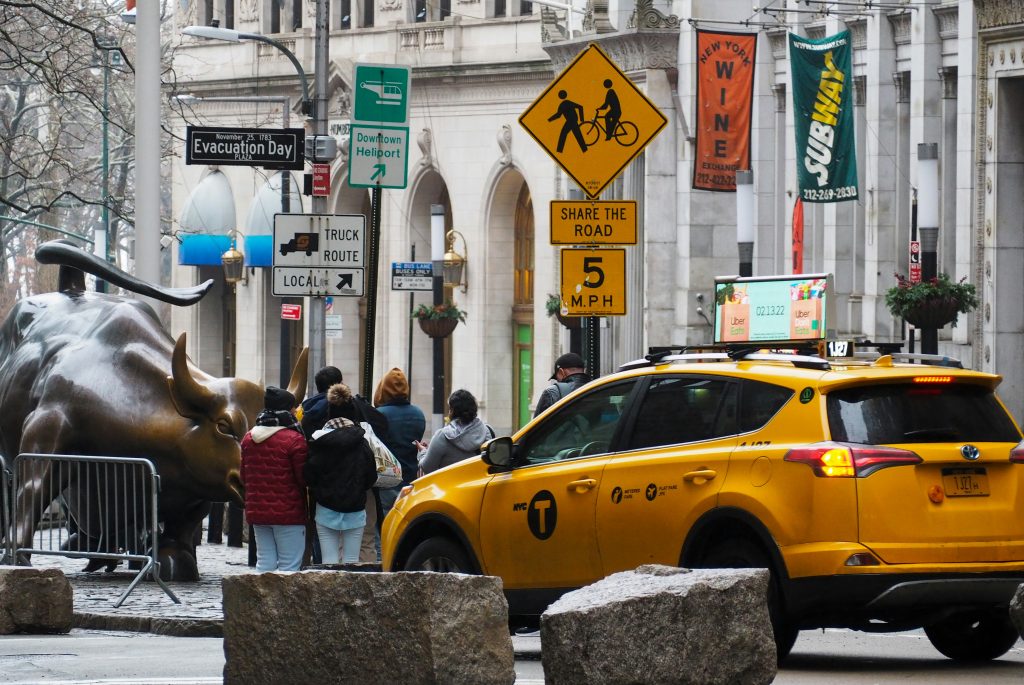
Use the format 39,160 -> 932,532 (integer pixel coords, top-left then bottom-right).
36,240 -> 213,306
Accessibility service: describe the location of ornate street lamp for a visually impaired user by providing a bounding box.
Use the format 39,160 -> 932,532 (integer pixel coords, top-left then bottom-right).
443,230 -> 468,292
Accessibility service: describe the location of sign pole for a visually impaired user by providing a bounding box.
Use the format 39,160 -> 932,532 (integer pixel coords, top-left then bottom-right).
407,244 -> 415,393
430,205 -> 446,431
361,185 -> 382,399
309,0 -> 330,394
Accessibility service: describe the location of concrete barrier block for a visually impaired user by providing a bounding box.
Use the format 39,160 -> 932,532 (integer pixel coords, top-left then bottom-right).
541,565 -> 776,685
223,570 -> 515,685
0,566 -> 73,634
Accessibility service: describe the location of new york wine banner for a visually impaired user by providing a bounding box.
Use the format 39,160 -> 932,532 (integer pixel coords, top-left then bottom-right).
789,30 -> 858,203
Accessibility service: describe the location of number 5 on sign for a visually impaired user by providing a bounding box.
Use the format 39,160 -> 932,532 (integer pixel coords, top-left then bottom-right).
560,248 -> 626,316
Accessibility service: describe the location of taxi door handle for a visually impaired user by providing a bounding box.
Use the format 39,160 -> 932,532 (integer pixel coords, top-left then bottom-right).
567,478 -> 598,493
683,469 -> 717,483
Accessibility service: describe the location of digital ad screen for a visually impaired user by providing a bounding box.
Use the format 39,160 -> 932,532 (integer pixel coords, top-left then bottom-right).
714,274 -> 832,344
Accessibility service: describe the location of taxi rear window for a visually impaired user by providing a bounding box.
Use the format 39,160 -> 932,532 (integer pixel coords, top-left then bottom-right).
827,383 -> 1021,445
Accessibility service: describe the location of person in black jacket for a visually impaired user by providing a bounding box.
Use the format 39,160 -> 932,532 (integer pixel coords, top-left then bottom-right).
302,383 -> 377,564
534,352 -> 592,418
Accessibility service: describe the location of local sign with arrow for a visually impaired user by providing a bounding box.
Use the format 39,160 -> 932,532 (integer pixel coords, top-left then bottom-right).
272,213 -> 366,296
519,43 -> 667,199
348,63 -> 412,189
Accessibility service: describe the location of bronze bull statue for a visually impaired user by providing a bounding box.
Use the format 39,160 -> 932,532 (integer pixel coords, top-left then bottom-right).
0,241 -> 307,580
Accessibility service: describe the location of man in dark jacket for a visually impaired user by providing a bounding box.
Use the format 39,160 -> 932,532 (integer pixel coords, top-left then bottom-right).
534,352 -> 592,418
301,366 -> 389,441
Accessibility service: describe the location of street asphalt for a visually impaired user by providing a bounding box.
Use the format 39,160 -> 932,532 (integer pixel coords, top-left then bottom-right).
28,538 -> 542,658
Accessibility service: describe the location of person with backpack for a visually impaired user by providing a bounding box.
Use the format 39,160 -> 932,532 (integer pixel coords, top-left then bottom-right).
303,383 -> 377,564
533,352 -> 591,418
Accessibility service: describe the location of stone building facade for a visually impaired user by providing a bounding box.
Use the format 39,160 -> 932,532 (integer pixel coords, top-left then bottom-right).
168,0 -> 1024,433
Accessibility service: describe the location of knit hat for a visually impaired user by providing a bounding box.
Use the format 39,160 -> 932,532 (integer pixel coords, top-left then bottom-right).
327,383 -> 355,420
550,352 -> 585,380
264,386 -> 296,411
373,367 -> 410,406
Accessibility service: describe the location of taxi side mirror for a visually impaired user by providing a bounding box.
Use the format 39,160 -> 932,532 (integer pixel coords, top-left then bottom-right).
482,436 -> 514,471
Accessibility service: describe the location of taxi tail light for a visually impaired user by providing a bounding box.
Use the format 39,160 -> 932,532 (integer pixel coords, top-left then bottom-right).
784,442 -> 922,478
1010,440 -> 1024,464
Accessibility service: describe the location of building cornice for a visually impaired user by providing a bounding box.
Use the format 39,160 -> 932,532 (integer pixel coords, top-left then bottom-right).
976,0 -> 1024,30
542,29 -> 679,73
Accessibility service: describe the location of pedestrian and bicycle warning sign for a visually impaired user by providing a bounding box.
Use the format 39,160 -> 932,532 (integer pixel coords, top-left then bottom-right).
519,43 -> 667,199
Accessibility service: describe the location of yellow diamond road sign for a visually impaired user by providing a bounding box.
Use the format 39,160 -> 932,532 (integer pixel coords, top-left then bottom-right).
520,43 -> 667,199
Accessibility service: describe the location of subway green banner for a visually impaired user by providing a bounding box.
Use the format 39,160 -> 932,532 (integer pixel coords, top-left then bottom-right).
789,31 -> 858,203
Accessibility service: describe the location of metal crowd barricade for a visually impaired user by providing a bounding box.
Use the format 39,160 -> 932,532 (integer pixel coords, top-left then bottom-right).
1,454 -> 11,563
10,453 -> 179,607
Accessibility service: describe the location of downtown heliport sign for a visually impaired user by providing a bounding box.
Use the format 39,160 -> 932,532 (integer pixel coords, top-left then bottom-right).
186,126 -> 305,170
348,63 -> 412,189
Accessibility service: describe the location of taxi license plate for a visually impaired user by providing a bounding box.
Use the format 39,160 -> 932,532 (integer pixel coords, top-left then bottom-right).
942,467 -> 989,497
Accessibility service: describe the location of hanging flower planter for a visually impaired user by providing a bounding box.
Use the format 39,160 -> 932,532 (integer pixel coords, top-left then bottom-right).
418,317 -> 459,338
885,273 -> 978,329
901,297 -> 962,329
412,301 -> 466,339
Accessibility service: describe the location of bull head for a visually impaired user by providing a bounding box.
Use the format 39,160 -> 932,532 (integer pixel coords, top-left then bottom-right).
167,333 -> 309,425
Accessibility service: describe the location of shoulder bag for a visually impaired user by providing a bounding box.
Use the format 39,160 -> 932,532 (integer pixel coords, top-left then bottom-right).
360,421 -> 403,488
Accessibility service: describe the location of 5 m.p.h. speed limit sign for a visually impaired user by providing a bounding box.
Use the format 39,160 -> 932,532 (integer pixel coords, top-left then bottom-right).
559,248 -> 626,317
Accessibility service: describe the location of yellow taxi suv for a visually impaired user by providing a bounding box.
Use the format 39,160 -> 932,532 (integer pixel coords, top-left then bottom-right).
382,343 -> 1024,662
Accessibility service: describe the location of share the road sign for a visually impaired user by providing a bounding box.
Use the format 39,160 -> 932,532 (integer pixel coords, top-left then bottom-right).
348,124 -> 409,189
519,43 -> 667,199
550,200 -> 636,245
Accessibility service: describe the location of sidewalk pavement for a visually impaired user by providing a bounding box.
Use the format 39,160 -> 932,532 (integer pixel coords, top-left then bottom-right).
30,539 -> 542,658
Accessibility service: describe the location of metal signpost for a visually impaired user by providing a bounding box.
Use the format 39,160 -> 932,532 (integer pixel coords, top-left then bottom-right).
348,62 -> 413,397
272,214 -> 366,297
520,43 -> 666,376
185,126 -> 305,169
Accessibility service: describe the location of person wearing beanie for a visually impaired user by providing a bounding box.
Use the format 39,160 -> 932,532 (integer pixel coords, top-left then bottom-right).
239,386 -> 308,572
302,383 -> 377,564
373,368 -> 426,519
533,352 -> 591,418
417,389 -> 494,475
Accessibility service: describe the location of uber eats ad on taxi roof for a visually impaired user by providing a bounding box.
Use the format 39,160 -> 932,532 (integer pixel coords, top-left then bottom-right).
714,274 -> 834,344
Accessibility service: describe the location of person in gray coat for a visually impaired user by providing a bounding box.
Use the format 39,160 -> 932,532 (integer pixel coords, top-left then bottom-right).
416,389 -> 494,475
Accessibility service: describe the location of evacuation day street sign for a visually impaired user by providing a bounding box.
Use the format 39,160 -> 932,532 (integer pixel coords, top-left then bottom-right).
519,43 -> 667,199
186,126 -> 305,170
348,63 -> 412,189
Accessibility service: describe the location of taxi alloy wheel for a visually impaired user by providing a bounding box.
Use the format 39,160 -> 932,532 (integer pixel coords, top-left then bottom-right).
404,536 -> 474,574
698,537 -> 799,663
924,610 -> 1020,661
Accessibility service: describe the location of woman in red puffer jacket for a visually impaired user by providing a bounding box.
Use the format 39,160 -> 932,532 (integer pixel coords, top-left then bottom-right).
240,386 -> 309,572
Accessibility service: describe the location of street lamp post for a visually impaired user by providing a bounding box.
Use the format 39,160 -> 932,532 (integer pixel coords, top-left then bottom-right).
917,143 -> 940,355
181,26 -> 311,116
736,170 -> 754,278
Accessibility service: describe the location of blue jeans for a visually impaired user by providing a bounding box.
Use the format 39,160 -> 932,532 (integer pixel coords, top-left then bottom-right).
316,523 -> 363,564
253,524 -> 305,572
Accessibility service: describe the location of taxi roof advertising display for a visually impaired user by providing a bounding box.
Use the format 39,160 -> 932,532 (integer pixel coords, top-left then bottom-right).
714,274 -> 834,344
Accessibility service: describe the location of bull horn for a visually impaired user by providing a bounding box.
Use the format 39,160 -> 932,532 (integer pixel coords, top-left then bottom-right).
168,333 -> 218,416
286,347 -> 309,405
